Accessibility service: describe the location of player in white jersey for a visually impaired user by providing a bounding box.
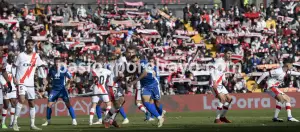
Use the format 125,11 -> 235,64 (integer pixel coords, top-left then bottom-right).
251,64 -> 299,122
89,56 -> 112,126
101,58 -> 129,128
0,46 -> 9,129
6,39 -> 46,131
0,54 -> 17,129
209,49 -> 233,124
106,56 -> 130,125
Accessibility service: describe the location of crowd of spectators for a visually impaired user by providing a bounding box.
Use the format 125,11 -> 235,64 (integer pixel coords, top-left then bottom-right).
0,0 -> 299,98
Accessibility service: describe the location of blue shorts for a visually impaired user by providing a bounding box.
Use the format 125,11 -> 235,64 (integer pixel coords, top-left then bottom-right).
48,89 -> 70,103
142,83 -> 161,100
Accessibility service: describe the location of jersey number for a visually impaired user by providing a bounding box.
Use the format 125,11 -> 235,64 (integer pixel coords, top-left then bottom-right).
99,76 -> 105,85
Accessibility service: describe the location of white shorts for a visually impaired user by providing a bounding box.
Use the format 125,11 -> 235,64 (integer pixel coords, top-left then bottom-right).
210,85 -> 229,97
18,85 -> 36,100
3,90 -> 17,100
265,87 -> 284,98
91,84 -> 110,103
0,89 -> 3,105
91,95 -> 110,103
135,88 -> 142,101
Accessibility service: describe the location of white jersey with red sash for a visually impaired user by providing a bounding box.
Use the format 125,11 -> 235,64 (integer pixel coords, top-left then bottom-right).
90,68 -> 112,103
214,58 -> 232,72
14,52 -> 44,87
256,67 -> 300,97
106,61 -> 124,101
90,68 -> 112,95
257,67 -> 300,88
209,58 -> 229,96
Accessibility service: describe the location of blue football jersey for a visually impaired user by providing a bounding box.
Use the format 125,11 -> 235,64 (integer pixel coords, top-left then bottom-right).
139,60 -> 159,88
49,66 -> 72,90
154,66 -> 160,82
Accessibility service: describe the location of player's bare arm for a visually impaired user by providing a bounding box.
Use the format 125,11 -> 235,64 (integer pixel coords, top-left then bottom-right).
65,79 -> 72,90
2,68 -> 12,92
212,80 -> 219,92
129,70 -> 147,87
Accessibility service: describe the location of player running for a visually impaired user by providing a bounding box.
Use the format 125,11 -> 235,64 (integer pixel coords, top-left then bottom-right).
210,49 -> 233,124
0,53 -> 17,129
41,57 -> 77,126
147,57 -> 166,118
122,47 -> 152,121
131,75 -> 154,121
129,55 -> 164,128
89,56 -> 112,126
106,54 -> 130,125
132,55 -> 164,120
251,63 -> 300,122
4,39 -> 45,131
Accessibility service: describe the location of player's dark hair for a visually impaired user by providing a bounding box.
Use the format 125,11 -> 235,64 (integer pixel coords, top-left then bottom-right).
126,45 -> 137,51
25,38 -> 34,45
54,57 -> 61,62
224,48 -> 233,53
148,56 -> 155,61
7,53 -> 15,64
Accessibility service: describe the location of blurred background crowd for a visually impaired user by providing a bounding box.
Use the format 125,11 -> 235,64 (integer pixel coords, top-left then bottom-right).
0,0 -> 300,98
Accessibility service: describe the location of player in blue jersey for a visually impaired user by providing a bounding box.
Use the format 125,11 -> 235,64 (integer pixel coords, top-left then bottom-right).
147,57 -> 166,118
42,57 -> 77,126
129,56 -> 164,127
123,48 -> 153,121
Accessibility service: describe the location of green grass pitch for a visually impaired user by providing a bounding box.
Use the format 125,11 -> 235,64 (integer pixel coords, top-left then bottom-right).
2,109 -> 300,132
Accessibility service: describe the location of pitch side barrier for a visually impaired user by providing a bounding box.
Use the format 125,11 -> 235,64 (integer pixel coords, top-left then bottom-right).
14,93 -> 300,117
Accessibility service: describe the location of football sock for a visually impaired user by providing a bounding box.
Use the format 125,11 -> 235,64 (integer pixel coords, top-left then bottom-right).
104,106 -> 112,118
119,107 -> 127,119
143,102 -> 160,119
68,106 -> 76,119
151,114 -> 155,118
137,103 -> 147,113
14,103 -> 23,124
10,108 -> 15,126
221,102 -> 230,117
89,108 -> 95,123
274,102 -> 282,118
2,109 -> 7,125
286,102 -> 292,118
96,105 -> 102,119
30,107 -> 36,126
216,102 -> 223,119
110,109 -> 120,120
156,104 -> 163,116
46,107 -> 52,121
